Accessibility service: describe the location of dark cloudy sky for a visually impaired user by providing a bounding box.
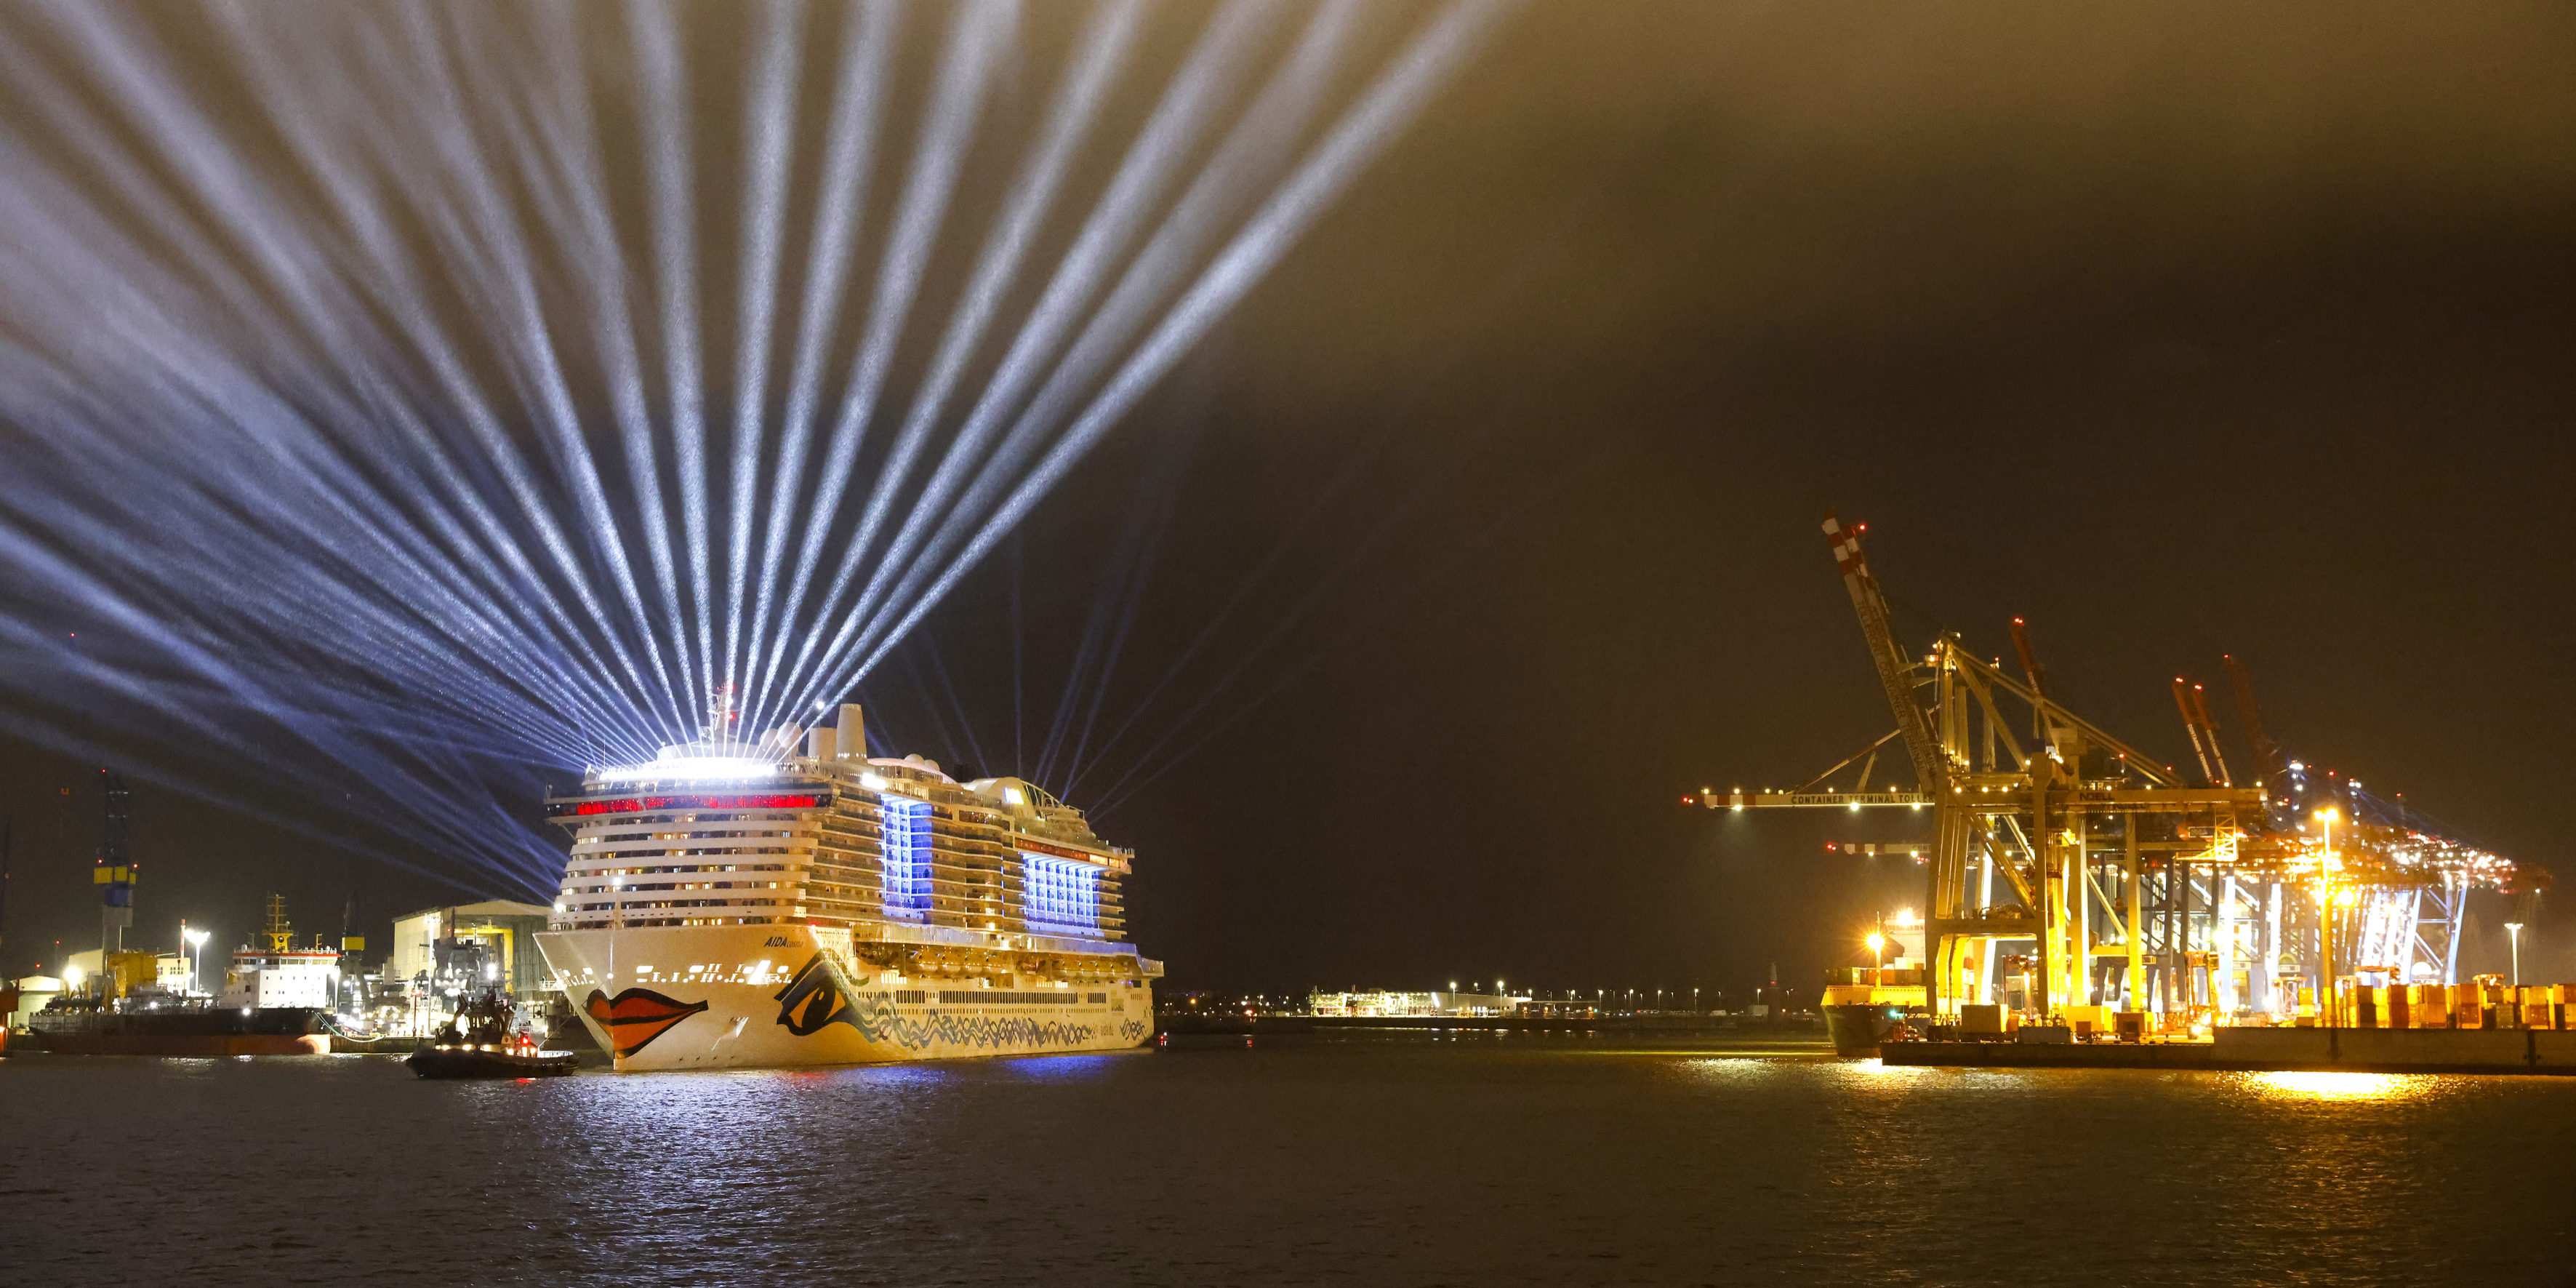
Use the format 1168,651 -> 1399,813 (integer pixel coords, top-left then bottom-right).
5,1 -> 2572,998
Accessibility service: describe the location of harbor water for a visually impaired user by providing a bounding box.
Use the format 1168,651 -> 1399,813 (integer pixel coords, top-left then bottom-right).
3,1031 -> 2570,1285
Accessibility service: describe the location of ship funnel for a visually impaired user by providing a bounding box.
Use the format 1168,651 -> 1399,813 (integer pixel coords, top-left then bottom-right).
806,727 -> 836,761
835,703 -> 866,760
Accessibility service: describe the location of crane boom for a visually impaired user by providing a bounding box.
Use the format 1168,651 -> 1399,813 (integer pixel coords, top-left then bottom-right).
2008,616 -> 2053,740
2170,679 -> 2216,786
2007,617 -> 2049,699
2188,684 -> 2233,786
2222,654 -> 2288,788
1823,515 -> 1947,795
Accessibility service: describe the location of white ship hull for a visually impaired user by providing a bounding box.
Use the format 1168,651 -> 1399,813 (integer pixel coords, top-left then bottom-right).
538,924 -> 1155,1073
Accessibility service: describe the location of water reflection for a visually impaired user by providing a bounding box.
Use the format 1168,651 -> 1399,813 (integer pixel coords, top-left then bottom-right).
1842,1058 -> 1927,1081
2240,1070 -> 2438,1103
807,1062 -> 957,1089
1676,1055 -> 1786,1084
7,1042 -> 2569,1287
1009,1053 -> 1139,1080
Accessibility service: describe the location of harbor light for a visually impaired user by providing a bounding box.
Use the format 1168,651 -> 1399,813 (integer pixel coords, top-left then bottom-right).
183,926 -> 211,996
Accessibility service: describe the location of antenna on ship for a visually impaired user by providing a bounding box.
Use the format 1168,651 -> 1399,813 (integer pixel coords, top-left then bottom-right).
264,893 -> 292,954
705,684 -> 739,749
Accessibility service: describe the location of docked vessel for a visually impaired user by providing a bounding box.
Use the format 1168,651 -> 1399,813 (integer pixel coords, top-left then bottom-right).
1821,916 -> 1929,1057
1822,972 -> 1927,1057
537,701 -> 1161,1072
29,895 -> 348,1056
28,999 -> 331,1056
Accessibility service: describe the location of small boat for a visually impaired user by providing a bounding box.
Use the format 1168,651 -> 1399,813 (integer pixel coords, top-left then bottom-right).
406,1041 -> 579,1079
404,985 -> 580,1079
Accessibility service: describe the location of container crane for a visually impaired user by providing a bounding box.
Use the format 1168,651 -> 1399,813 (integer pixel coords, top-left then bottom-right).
1700,516 -> 2516,1033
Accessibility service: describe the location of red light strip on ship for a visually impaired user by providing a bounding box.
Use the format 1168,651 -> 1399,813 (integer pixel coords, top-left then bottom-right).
561,793 -> 824,816
1016,839 -> 1108,864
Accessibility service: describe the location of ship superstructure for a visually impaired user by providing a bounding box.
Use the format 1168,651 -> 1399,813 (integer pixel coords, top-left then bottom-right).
222,893 -> 339,1009
536,703 -> 1160,1071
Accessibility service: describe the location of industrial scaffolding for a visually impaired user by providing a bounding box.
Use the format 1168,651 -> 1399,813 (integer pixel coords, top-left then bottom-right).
1704,516 -> 2518,1030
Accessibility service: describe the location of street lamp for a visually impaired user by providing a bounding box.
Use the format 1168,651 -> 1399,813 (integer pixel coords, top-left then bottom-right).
2505,922 -> 2524,988
183,927 -> 211,997
1866,931 -> 1888,985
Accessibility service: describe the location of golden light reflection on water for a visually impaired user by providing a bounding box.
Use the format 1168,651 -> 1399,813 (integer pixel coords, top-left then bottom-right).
2242,1070 -> 2438,1103
1845,1057 -> 1925,1079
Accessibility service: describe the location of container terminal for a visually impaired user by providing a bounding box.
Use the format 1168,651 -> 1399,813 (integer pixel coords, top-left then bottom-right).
1700,515 -> 2567,1075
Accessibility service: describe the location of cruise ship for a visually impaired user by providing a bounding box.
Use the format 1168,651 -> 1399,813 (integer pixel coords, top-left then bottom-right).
536,702 -> 1160,1071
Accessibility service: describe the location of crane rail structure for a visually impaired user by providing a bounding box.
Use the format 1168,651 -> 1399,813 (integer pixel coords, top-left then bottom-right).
1699,516 -> 2521,1032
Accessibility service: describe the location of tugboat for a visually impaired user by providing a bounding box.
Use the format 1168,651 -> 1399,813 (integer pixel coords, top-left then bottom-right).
405,986 -> 579,1079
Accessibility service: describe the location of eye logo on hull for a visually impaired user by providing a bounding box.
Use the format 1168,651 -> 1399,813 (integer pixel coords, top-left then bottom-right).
774,953 -> 860,1036
585,988 -> 709,1057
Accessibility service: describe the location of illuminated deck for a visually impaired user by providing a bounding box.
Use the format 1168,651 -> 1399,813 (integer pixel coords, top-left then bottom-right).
545,703 -> 1135,949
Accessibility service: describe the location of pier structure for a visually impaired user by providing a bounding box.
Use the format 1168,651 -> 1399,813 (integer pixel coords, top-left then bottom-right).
1705,516 -> 2520,1033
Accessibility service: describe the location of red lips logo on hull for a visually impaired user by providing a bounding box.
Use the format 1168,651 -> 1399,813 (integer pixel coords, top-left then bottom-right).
584,988 -> 710,1057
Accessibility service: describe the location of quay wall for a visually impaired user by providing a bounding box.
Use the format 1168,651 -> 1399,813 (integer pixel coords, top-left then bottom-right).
1882,1027 -> 2576,1075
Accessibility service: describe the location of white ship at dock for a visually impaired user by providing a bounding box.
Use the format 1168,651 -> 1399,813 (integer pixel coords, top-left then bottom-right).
537,701 -> 1160,1072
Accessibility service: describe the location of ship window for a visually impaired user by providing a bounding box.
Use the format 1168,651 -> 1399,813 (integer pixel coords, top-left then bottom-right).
1022,855 -> 1102,937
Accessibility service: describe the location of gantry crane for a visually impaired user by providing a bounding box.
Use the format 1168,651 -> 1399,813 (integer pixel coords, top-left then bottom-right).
1701,516 -> 2517,1031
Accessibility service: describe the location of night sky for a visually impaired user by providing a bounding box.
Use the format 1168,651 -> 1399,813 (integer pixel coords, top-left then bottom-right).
4,3 -> 2572,1000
